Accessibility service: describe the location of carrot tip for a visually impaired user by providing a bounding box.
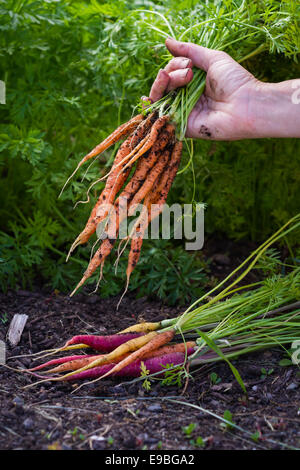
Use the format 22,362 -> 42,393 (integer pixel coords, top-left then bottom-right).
66,236 -> 82,262
70,276 -> 86,297
116,276 -> 130,311
58,162 -> 82,199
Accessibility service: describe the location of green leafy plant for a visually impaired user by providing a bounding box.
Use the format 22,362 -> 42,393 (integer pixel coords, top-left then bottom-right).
210,371 -> 221,385
182,422 -> 197,437
0,0 -> 299,299
140,361 -> 151,391
0,312 -> 8,324
190,436 -> 205,448
250,430 -> 261,443
260,367 -> 274,379
160,363 -> 184,388
221,410 -> 235,430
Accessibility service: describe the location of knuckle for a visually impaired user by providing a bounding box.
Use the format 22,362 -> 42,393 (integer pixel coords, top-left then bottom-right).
177,56 -> 189,63
176,41 -> 189,55
214,50 -> 229,61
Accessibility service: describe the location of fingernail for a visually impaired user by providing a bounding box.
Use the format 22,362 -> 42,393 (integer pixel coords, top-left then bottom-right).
184,69 -> 190,77
183,59 -> 190,68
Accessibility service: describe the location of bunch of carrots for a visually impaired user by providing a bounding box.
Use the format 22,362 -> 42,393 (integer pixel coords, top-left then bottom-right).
64,111 -> 182,301
21,212 -> 299,389
25,322 -> 195,385
62,2 -> 290,300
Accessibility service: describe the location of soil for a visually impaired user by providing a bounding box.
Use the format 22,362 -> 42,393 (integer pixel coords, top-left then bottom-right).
0,239 -> 299,451
1,293 -> 299,451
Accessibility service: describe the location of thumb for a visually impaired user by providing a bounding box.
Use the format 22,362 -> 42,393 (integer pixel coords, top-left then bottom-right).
165,37 -> 220,72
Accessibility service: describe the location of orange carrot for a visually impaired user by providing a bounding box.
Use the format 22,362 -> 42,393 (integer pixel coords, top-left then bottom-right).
119,116 -> 169,173
117,124 -> 174,208
104,131 -> 173,241
44,342 -> 147,373
70,237 -> 117,297
68,114 -> 157,254
92,112 -> 157,225
79,114 -> 143,167
150,140 -> 183,205
59,114 -> 143,197
44,355 -> 101,374
121,141 -> 182,292
70,131 -> 176,295
98,329 -> 176,380
142,341 -> 196,360
128,147 -> 171,215
125,210 -> 150,282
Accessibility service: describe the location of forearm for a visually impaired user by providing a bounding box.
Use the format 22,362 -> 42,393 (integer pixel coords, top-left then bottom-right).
247,79 -> 300,139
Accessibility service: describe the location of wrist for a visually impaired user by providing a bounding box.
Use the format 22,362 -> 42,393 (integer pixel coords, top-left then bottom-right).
246,79 -> 300,139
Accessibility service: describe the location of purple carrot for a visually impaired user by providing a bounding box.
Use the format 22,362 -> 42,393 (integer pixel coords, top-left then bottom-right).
64,333 -> 144,352
63,350 -> 193,382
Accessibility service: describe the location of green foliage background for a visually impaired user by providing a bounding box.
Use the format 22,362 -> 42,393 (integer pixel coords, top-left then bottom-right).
0,0 -> 299,303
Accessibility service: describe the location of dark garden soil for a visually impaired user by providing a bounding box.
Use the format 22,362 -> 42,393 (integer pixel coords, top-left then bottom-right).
0,239 -> 299,451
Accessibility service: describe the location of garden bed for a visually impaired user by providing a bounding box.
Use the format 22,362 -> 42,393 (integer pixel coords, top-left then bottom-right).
0,286 -> 299,450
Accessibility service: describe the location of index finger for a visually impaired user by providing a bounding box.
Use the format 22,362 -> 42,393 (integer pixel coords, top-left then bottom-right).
149,69 -> 170,103
165,38 -> 218,72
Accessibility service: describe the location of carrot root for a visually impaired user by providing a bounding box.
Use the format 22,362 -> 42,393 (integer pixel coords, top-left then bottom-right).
63,350 -> 192,382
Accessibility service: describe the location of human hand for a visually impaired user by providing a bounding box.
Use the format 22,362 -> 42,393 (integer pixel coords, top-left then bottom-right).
147,37 -> 262,140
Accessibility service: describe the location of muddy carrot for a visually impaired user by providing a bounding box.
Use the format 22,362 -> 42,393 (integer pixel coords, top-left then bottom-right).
119,116 -> 169,173
128,147 -> 171,215
68,113 -> 158,255
59,114 -> 144,197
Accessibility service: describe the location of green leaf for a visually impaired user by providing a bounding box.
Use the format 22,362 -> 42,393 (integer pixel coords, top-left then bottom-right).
251,431 -> 260,442
279,359 -> 293,367
221,409 -> 234,430
197,331 -> 247,394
